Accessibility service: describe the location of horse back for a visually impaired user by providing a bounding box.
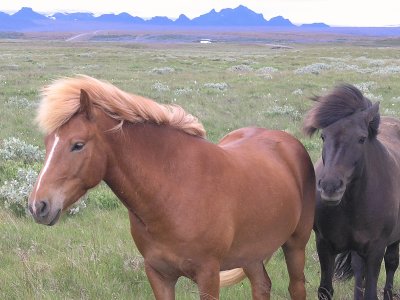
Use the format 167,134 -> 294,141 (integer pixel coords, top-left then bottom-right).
218,127 -> 315,206
379,116 -> 400,161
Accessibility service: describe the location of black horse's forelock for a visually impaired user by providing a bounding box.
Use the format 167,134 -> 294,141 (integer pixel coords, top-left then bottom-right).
303,84 -> 377,137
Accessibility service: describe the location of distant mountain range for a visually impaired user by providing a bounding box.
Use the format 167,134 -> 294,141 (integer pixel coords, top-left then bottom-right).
0,6 -> 330,31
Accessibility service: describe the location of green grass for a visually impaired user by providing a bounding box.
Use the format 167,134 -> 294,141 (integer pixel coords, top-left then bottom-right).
1,39 -> 400,299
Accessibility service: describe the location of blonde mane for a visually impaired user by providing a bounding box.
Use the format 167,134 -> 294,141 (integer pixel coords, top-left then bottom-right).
36,75 -> 206,137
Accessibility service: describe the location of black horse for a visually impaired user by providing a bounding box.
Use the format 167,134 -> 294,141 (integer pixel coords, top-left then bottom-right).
304,85 -> 400,300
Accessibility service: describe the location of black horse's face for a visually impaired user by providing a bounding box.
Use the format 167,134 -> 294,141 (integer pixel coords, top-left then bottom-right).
317,112 -> 371,205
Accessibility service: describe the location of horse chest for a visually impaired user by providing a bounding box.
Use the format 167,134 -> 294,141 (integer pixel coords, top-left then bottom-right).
315,200 -> 394,252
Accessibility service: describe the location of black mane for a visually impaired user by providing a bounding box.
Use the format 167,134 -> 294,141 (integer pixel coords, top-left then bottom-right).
303,84 -> 379,137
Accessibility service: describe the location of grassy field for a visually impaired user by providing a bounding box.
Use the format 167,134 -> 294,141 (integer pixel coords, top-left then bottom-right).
1,38 -> 400,299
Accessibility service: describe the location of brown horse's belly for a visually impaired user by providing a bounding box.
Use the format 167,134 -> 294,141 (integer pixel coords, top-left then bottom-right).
220,191 -> 301,269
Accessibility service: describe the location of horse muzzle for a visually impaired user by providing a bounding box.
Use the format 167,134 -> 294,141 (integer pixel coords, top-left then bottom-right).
317,178 -> 346,205
29,199 -> 62,226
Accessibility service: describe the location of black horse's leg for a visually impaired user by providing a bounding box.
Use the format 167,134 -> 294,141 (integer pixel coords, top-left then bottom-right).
316,236 -> 335,299
364,247 -> 386,300
383,242 -> 399,300
351,251 -> 365,300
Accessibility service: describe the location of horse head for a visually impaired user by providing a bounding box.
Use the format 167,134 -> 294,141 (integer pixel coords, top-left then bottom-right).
28,90 -> 108,225
304,85 -> 380,206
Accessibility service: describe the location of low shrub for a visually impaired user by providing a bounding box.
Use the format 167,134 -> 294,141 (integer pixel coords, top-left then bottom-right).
0,137 -> 44,163
0,168 -> 37,216
203,82 -> 228,91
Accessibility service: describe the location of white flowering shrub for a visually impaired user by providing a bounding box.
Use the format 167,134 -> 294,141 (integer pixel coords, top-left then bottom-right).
174,87 -> 193,95
294,63 -> 331,75
6,96 -> 36,109
68,197 -> 87,215
330,62 -> 365,73
355,56 -> 386,66
223,57 -> 237,62
295,60 -> 375,75
257,66 -> 278,75
5,64 -> 19,70
383,108 -> 398,116
0,168 -> 37,216
203,82 -> 228,91
228,64 -> 253,73
0,137 -> 89,217
354,82 -> 377,93
0,137 -> 44,163
265,104 -> 301,120
292,89 -> 303,95
374,65 -> 400,75
0,168 -> 88,217
150,67 -> 175,74
152,82 -> 169,92
391,96 -> 400,102
364,93 -> 383,101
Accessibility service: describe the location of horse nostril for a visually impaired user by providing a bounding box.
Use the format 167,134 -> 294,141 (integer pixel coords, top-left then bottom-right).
338,179 -> 344,188
317,179 -> 322,187
38,200 -> 50,217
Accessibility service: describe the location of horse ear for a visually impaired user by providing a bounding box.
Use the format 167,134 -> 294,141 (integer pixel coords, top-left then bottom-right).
79,89 -> 93,121
365,102 -> 380,137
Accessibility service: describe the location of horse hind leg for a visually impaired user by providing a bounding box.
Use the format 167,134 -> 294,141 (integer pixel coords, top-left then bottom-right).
383,242 -> 399,300
282,183 -> 314,299
243,260 -> 272,300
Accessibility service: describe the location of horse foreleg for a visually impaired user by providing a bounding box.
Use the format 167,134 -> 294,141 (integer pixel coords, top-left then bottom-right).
243,260 -> 272,300
144,262 -> 178,300
351,251 -> 365,300
195,260 -> 221,300
316,236 -> 335,300
364,247 -> 386,300
282,239 -> 307,300
383,242 -> 399,300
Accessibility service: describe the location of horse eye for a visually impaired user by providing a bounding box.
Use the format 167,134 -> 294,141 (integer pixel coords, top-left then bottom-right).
358,137 -> 366,144
320,134 -> 325,141
71,142 -> 85,152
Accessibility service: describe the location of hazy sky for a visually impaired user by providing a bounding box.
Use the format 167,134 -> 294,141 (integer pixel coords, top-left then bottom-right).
1,0 -> 399,27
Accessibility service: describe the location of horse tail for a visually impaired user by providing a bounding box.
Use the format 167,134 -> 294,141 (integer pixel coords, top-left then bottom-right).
219,268 -> 246,287
334,251 -> 353,280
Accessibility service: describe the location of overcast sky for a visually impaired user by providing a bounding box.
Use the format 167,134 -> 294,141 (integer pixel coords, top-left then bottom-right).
1,0 -> 399,27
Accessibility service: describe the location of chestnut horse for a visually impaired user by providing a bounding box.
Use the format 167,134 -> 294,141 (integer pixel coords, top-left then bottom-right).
28,75 -> 315,299
304,85 -> 400,300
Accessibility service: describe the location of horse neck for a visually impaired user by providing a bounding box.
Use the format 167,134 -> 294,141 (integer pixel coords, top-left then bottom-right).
102,122 -> 205,214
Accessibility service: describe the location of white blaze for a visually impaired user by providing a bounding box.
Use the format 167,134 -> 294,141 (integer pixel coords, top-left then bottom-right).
32,134 -> 60,213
